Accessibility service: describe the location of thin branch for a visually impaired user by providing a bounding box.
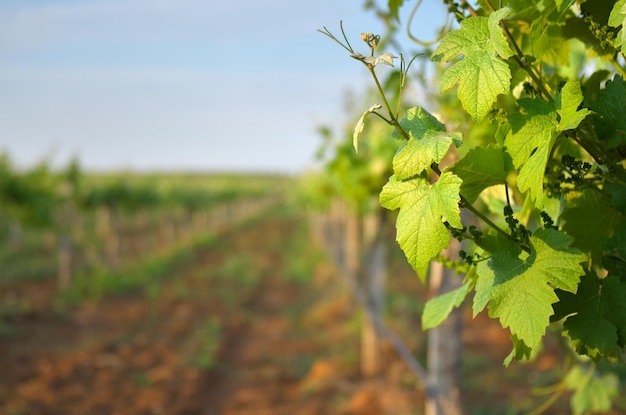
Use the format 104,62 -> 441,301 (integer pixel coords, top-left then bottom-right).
317,24 -> 354,54
339,21 -> 354,53
368,66 -> 397,126
460,195 -> 515,242
407,0 -> 452,46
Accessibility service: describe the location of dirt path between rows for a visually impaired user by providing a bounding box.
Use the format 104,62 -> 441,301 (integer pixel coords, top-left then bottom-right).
3,208 -> 602,415
0,212 -> 358,414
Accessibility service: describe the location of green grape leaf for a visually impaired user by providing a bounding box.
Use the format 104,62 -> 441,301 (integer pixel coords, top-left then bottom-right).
505,98 -> 557,208
422,281 -> 472,330
489,8 -> 515,59
474,228 -> 586,350
393,107 -> 462,179
556,81 -> 592,131
473,234 -> 521,315
396,106 -> 446,139
564,365 -> 620,415
530,20 -> 571,66
604,223 -> 626,277
353,104 -> 382,153
561,189 -> 623,265
451,145 -> 514,203
555,0 -> 575,12
432,9 -> 513,121
503,334 -> 533,367
393,130 -> 461,180
553,275 -> 626,359
605,165 -> 626,213
590,76 -> 626,149
439,53 -> 511,123
608,0 -> 626,51
380,172 -> 462,279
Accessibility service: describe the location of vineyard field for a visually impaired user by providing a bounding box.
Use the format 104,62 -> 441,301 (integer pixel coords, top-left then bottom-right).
1,173 -> 624,414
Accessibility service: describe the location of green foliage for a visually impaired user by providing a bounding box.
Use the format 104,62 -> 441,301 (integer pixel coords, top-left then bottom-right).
553,274 -> 626,360
422,280 -> 471,330
322,0 -> 626,411
589,76 -> 626,152
0,156 -> 61,227
393,107 -> 462,180
323,0 -> 626,363
505,97 -> 557,208
432,8 -> 513,121
609,0 -> 626,51
380,171 -> 462,279
473,229 -> 586,353
564,365 -> 620,415
450,145 -> 513,203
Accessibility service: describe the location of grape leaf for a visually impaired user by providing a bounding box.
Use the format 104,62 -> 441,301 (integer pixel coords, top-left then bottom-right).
364,53 -> 397,67
432,8 -> 513,122
473,234 -> 521,315
393,131 -> 461,180
488,8 -> 515,59
422,281 -> 472,330
565,365 -> 619,415
604,223 -> 626,277
380,171 -> 462,279
505,98 -> 557,208
555,0 -> 575,12
474,228 -> 586,350
451,145 -> 514,203
530,20 -> 570,66
556,81 -> 592,131
561,189 -> 623,265
396,106 -> 446,138
503,334 -> 534,367
608,0 -> 626,51
392,107 -> 461,179
553,275 -> 626,359
590,76 -> 626,149
353,104 -> 382,153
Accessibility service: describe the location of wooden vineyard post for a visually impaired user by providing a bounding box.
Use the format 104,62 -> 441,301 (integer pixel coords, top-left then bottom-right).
134,210 -> 150,258
98,206 -> 120,270
57,232 -> 72,290
425,238 -> 465,415
361,210 -> 386,378
344,206 -> 361,304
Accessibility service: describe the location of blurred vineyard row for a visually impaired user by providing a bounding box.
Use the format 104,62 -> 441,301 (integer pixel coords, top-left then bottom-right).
0,153 -> 288,312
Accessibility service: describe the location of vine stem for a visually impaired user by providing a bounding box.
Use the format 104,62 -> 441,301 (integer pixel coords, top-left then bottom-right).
427,163 -> 514,243
346,24 -> 515,244
367,66 -> 407,138
366,63 -> 514,242
460,195 -> 514,241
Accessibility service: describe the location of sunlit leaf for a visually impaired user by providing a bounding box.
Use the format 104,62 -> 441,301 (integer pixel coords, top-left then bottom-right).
353,104 -> 382,153
380,172 -> 462,279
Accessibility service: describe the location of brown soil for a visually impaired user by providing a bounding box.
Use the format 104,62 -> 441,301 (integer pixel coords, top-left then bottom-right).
1,212 -> 623,415
0,213 -> 419,415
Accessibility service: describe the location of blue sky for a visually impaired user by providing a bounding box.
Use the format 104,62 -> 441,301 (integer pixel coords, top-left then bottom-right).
0,0 -> 444,173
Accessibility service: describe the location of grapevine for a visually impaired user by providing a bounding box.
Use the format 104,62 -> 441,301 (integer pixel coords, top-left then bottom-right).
322,0 -> 626,412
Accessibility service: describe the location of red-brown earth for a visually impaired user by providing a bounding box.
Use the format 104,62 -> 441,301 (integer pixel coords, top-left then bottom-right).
1,211 -> 624,414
